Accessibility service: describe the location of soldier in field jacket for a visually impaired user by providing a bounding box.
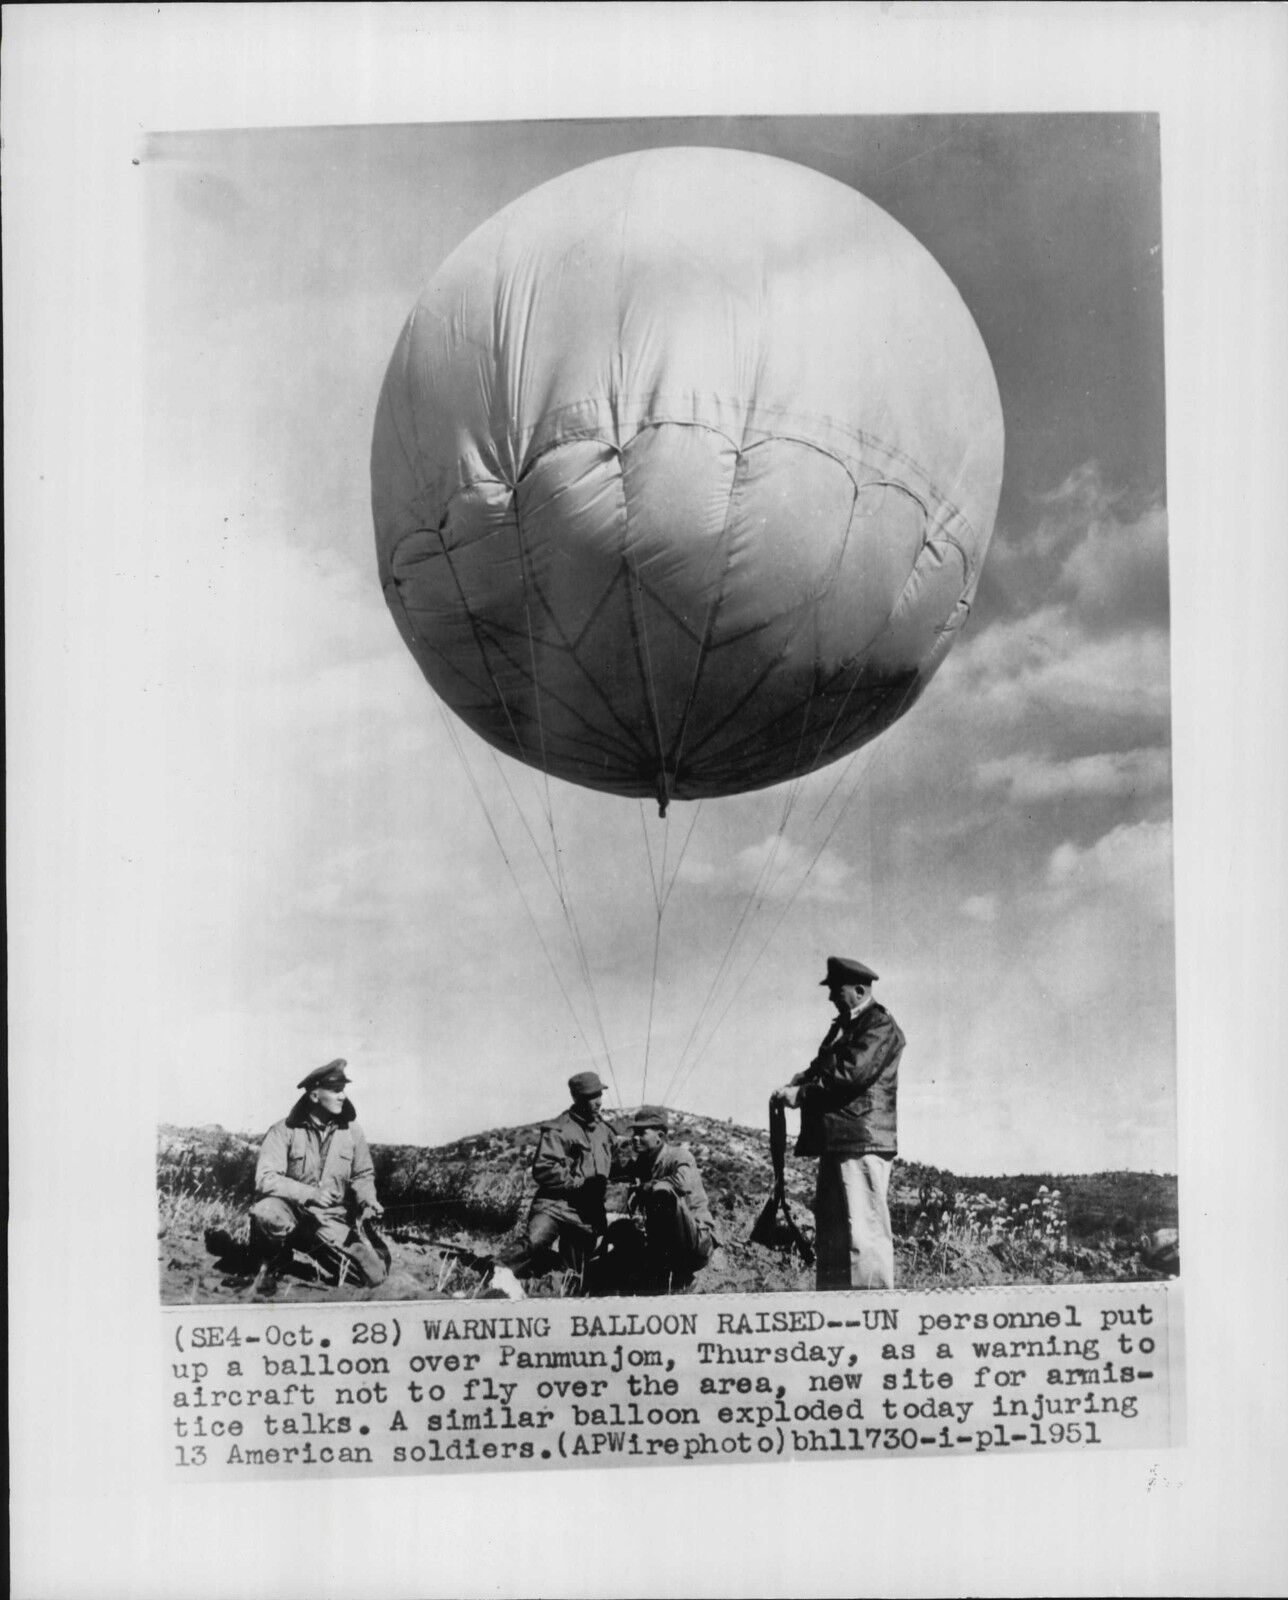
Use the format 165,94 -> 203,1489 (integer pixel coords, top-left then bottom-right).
489,1070 -> 617,1299
617,1105 -> 716,1289
773,955 -> 904,1290
247,1059 -> 386,1288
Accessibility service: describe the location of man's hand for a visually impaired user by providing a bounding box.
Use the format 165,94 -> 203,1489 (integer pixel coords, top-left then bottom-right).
771,1084 -> 801,1108
304,1185 -> 331,1208
359,1201 -> 384,1222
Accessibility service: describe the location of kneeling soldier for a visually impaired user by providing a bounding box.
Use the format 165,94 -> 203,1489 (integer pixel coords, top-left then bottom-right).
617,1106 -> 716,1290
489,1070 -> 617,1299
247,1059 -> 386,1289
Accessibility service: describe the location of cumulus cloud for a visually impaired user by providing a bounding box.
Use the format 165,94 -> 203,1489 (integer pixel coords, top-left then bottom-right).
949,608 -> 1171,723
294,834 -> 478,919
675,859 -> 715,886
977,747 -> 1171,803
1046,817 -> 1174,899
1058,499 -> 1169,632
676,832 -> 853,903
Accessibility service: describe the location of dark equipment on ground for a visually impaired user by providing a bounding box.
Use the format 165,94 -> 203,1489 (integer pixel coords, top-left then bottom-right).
749,1097 -> 815,1265
336,1218 -> 392,1287
428,1239 -> 497,1273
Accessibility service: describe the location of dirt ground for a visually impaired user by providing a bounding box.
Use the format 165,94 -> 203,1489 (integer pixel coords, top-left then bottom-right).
157,1214 -> 808,1305
159,1226 -> 493,1305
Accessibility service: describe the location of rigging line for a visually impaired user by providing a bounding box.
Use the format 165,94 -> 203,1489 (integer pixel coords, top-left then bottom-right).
545,792 -> 626,1108
511,493 -> 561,848
622,545 -> 675,1097
658,797 -> 705,914
427,525 -> 615,1026
637,800 -> 663,914
668,675 -> 926,1106
510,498 -> 624,1107
481,743 -> 566,903
657,694 -> 818,1106
667,770 -> 869,1106
661,676 -> 865,1108
638,801 -> 673,1104
656,789 -> 794,1100
649,800 -> 710,1108
640,875 -> 666,1105
663,628 -> 920,1099
659,450 -> 745,799
476,726 -> 625,1106
624,551 -> 671,810
435,707 -> 604,1077
686,741 -> 891,1087
543,786 -> 625,1108
431,526 -> 546,818
808,740 -> 869,826
656,805 -> 798,1110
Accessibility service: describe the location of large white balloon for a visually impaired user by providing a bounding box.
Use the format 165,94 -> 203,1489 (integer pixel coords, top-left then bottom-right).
372,147 -> 1004,807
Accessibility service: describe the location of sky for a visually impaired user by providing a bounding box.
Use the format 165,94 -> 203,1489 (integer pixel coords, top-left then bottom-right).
140,113 -> 1175,1174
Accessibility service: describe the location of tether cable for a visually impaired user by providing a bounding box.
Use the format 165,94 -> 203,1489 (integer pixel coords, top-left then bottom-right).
513,494 -> 624,1107
435,706 -> 606,1080
665,666 -> 926,1108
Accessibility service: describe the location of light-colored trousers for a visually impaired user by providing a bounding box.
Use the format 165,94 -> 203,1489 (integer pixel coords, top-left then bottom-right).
814,1153 -> 894,1290
250,1195 -> 353,1253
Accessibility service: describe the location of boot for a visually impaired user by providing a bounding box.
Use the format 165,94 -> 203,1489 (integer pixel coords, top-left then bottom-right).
244,1229 -> 293,1296
254,1246 -> 292,1297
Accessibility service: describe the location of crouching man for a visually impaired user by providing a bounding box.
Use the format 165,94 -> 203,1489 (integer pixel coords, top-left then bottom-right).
609,1106 -> 716,1292
247,1059 -> 387,1290
489,1071 -> 616,1300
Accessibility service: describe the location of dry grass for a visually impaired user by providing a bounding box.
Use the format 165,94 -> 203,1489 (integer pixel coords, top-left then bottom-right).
158,1121 -> 1176,1297
157,1187 -> 243,1239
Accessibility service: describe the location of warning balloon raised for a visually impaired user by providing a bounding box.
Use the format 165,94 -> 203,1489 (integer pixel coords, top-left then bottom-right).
372,147 -> 1004,808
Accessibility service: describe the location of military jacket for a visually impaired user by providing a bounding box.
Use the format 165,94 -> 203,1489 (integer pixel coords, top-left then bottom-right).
255,1095 -> 379,1217
793,1001 -> 903,1158
529,1105 -> 617,1229
628,1142 -> 716,1238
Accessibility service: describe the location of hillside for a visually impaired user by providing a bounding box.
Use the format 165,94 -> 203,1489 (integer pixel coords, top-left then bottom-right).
157,1113 -> 1179,1304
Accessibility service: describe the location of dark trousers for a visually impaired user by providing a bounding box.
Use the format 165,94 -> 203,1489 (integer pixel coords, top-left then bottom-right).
601,1190 -> 714,1290
639,1187 -> 714,1278
500,1206 -> 598,1281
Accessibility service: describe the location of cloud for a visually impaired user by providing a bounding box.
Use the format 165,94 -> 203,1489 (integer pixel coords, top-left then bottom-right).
982,461 -> 1169,635
1058,500 -> 1169,632
1012,817 -> 1176,1016
1045,817 -> 1174,901
976,747 -> 1171,804
947,608 -> 1171,724
675,833 -> 854,904
960,893 -> 998,922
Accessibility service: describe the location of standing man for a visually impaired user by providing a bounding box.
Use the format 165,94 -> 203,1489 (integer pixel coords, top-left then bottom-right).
773,956 -> 904,1291
490,1070 -> 616,1299
246,1059 -> 386,1289
615,1106 -> 717,1290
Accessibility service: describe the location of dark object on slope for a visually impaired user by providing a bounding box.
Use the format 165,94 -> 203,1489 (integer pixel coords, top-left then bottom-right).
340,1219 -> 392,1287
205,1227 -> 254,1274
749,1099 -> 815,1265
430,1240 -> 496,1273
286,1218 -> 392,1289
